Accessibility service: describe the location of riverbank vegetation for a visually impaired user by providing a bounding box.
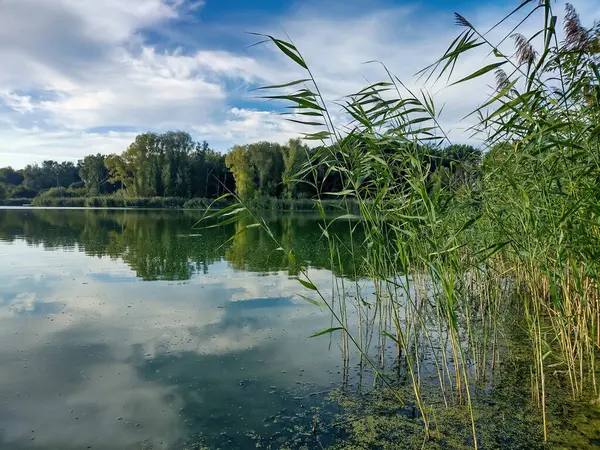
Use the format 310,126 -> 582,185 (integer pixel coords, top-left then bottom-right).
209,1 -> 600,448
26,194 -> 349,211
0,132 -> 478,210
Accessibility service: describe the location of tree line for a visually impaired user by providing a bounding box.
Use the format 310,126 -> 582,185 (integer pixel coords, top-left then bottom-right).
0,129 -> 481,204
0,131 -> 232,202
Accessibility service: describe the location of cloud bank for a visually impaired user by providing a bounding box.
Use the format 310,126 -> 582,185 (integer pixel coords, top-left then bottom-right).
0,0 -> 598,167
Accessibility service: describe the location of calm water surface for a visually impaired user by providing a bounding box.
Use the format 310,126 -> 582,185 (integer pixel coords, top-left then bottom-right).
0,208 -> 358,450
3,208 -> 600,450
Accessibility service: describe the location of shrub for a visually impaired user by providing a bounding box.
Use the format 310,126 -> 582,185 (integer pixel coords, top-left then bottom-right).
0,198 -> 32,206
69,181 -> 85,190
9,185 -> 37,199
39,187 -> 68,198
67,187 -> 87,197
31,197 -> 86,207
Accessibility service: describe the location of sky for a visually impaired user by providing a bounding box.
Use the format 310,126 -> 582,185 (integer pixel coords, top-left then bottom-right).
0,0 -> 599,168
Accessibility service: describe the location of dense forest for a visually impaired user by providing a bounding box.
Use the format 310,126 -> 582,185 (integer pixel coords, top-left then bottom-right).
0,130 -> 480,208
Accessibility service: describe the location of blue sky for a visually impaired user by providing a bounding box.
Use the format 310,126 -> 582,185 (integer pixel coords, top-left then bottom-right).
0,0 -> 598,168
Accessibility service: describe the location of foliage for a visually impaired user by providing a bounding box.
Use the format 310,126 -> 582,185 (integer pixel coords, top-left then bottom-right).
7,185 -> 37,199
0,167 -> 24,185
1,132 -> 379,207
0,198 -> 32,206
27,194 -> 342,211
281,138 -> 310,198
79,154 -> 114,196
225,139 -> 317,201
183,197 -> 232,209
31,196 -> 190,208
104,131 -> 234,199
21,160 -> 80,192
208,1 -> 600,448
225,144 -> 256,200
37,186 -> 86,199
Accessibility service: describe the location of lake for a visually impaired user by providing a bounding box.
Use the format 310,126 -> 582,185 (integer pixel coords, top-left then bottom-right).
1,208 -> 599,450
0,208 -> 369,450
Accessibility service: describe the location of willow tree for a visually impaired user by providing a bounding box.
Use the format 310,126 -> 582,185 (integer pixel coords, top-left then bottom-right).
225,145 -> 256,200
281,138 -> 309,198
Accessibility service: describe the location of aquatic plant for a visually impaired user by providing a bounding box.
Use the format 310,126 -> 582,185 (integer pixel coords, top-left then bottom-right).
206,1 -> 600,447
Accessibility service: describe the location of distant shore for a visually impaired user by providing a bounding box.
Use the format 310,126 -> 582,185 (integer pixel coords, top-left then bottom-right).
0,196 -> 354,211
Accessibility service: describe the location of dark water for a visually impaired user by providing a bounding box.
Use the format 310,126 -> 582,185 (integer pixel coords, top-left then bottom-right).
0,208 -> 359,450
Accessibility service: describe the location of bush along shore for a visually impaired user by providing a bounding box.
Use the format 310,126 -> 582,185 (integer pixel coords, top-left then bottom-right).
1,195 -> 354,211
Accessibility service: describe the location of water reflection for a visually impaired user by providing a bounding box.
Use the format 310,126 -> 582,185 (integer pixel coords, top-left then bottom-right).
0,208 -> 352,449
0,208 -> 360,280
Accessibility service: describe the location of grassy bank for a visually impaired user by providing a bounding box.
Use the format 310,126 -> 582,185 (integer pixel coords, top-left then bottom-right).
0,198 -> 34,206
11,195 -> 353,211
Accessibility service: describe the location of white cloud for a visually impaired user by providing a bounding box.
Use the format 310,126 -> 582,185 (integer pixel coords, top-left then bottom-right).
0,240 -> 344,448
37,47 -> 228,130
0,0 -> 598,167
0,128 -> 138,166
194,107 -> 307,148
251,0 -> 600,145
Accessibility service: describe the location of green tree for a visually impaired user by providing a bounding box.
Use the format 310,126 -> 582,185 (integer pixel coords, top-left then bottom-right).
105,153 -> 131,193
106,133 -> 159,197
21,160 -> 80,193
281,138 -> 309,199
160,131 -> 195,197
0,167 -> 24,186
225,145 -> 255,200
247,141 -> 284,197
106,131 -> 213,198
79,154 -> 110,195
189,141 -> 208,198
205,149 -> 231,197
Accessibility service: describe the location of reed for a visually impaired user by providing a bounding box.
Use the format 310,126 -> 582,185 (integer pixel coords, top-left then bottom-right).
205,1 -> 600,446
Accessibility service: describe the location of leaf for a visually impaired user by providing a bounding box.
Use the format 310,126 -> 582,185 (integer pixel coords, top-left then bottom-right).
285,118 -> 324,126
309,327 -> 344,338
263,95 -> 325,111
331,214 -> 361,223
291,111 -> 323,117
338,213 -> 361,220
297,294 -> 326,307
287,251 -> 297,265
455,214 -> 483,235
218,224 -> 252,247
589,123 -> 600,140
325,189 -> 355,197
303,131 -> 331,141
255,79 -> 311,90
297,278 -> 317,290
382,330 -> 401,345
475,241 -> 510,258
203,214 -> 249,229
271,38 -> 307,69
450,62 -> 507,86
223,207 -> 247,217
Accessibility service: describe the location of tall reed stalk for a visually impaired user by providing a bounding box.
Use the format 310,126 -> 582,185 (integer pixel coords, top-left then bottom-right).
204,1 -> 600,446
